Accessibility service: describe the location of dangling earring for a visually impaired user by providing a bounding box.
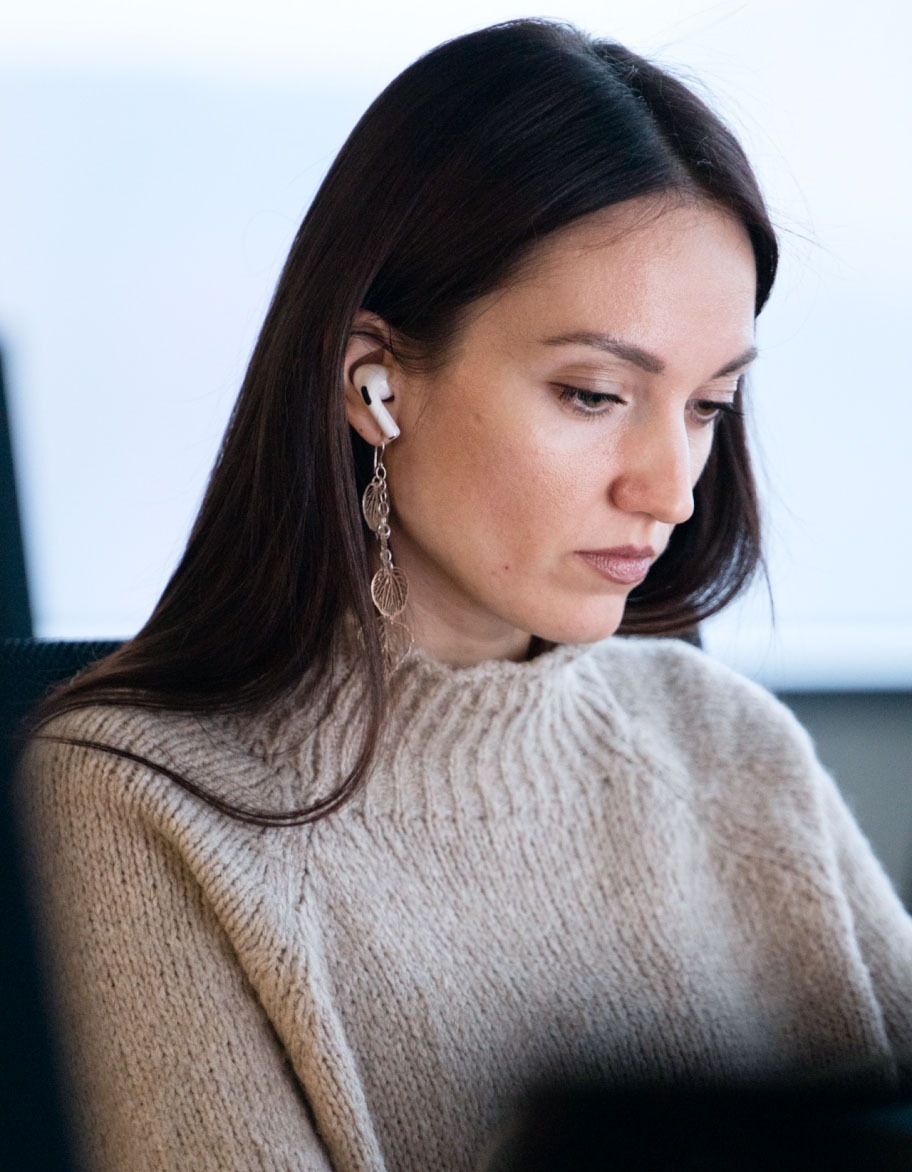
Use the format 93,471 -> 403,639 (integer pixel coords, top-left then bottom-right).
362,443 -> 412,667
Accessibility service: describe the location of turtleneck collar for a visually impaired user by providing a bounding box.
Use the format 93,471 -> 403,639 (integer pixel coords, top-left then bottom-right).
314,632 -> 634,823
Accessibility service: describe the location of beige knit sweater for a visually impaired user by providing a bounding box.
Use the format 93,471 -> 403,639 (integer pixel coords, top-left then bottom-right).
18,635 -> 912,1172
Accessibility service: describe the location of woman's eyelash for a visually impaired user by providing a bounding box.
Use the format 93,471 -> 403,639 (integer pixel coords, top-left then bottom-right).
691,400 -> 744,423
557,387 -> 745,425
557,386 -> 625,414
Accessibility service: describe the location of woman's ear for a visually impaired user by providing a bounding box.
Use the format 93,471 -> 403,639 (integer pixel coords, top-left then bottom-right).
343,311 -> 400,446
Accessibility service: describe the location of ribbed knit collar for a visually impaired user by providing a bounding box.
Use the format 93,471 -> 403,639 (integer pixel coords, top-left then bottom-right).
328,635 -> 635,823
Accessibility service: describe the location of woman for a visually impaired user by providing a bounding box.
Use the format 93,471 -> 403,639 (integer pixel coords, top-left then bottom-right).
19,19 -> 912,1172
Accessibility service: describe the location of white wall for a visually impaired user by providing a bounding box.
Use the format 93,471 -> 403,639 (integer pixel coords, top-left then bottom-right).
1,1 -> 909,688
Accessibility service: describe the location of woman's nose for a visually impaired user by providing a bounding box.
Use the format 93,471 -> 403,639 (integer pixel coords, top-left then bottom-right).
608,419 -> 697,525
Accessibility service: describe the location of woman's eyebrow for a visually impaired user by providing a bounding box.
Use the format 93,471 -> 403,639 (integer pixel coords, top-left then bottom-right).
542,331 -> 665,373
713,346 -> 759,378
541,331 -> 758,379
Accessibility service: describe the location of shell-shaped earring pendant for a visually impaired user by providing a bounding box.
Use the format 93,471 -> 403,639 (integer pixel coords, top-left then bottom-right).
361,480 -> 385,533
381,617 -> 413,668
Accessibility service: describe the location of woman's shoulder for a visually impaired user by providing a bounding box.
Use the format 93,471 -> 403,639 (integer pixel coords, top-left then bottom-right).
587,634 -> 802,739
583,635 -> 829,834
19,692 -> 318,825
18,702 -> 210,827
29,698 -> 190,750
25,700 -> 223,783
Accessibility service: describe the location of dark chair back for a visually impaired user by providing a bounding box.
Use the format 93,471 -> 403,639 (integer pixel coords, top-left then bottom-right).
0,349 -> 32,638
1,639 -> 123,763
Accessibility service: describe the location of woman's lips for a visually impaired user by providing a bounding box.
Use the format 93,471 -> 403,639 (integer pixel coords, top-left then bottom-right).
576,546 -> 655,586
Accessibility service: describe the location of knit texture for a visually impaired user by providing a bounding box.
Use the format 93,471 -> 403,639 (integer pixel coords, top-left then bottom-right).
18,635 -> 912,1171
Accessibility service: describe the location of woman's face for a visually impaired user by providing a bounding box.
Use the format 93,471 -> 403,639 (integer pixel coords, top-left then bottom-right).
352,197 -> 758,665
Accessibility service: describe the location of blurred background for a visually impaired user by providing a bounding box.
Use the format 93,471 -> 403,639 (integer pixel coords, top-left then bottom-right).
0,2 -> 909,1164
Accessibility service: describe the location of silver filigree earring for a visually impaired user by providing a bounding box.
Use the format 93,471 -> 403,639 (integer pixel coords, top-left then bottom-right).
362,443 -> 412,667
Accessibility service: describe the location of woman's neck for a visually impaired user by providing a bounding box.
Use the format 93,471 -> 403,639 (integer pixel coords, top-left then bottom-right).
402,594 -> 533,667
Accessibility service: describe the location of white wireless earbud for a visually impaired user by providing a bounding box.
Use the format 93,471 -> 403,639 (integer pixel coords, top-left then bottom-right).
353,364 -> 399,440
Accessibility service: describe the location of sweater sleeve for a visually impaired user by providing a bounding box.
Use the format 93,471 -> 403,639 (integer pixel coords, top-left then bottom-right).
818,765 -> 912,1068
17,732 -> 336,1172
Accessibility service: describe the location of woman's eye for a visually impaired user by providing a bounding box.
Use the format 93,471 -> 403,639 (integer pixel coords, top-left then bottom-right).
689,399 -> 742,426
557,386 -> 625,416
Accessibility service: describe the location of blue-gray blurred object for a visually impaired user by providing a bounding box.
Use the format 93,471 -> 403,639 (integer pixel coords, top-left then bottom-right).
0,347 -> 32,637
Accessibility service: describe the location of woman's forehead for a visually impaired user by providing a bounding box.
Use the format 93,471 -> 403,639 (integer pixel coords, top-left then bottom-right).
458,200 -> 757,357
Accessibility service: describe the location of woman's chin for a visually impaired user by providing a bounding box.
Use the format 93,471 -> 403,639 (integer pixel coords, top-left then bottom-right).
530,603 -> 628,647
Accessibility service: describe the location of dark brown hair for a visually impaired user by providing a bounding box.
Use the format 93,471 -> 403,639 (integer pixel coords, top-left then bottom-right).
34,20 -> 778,824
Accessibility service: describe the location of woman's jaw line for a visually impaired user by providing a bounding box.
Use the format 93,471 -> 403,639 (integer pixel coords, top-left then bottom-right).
390,562 -> 634,667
